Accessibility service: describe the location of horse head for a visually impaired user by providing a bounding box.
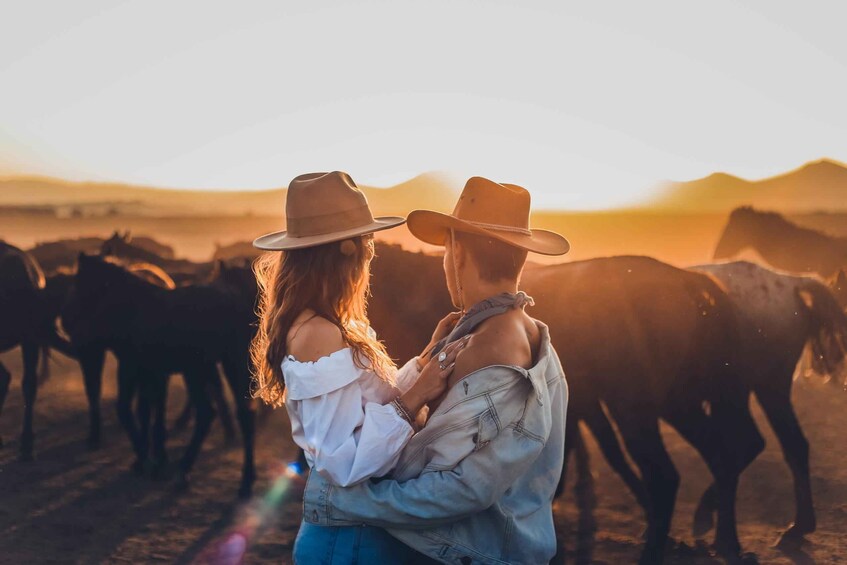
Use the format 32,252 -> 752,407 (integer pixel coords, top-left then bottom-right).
61,253 -> 136,345
714,206 -> 758,260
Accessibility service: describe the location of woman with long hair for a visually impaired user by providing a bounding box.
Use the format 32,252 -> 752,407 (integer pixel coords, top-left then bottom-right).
250,172 -> 465,563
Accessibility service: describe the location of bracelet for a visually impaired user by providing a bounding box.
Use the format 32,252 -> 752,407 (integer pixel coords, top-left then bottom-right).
391,397 -> 419,432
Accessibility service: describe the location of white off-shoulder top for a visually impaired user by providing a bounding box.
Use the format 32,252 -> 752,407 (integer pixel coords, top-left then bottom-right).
281,345 -> 421,487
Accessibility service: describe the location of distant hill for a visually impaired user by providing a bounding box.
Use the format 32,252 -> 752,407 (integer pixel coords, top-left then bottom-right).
645,158 -> 847,212
0,172 -> 459,217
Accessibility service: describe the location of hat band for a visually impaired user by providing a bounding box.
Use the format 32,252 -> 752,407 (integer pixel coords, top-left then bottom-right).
464,219 -> 532,236
287,204 -> 375,237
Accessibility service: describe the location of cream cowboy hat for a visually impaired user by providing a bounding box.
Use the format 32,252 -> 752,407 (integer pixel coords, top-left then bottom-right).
252,171 -> 406,250
407,176 -> 569,255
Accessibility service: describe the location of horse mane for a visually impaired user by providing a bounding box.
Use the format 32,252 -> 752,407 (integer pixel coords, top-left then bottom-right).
92,255 -> 170,291
127,261 -> 176,289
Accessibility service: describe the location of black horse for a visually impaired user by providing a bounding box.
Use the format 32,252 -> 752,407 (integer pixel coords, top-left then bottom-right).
0,240 -> 74,458
61,254 -> 256,497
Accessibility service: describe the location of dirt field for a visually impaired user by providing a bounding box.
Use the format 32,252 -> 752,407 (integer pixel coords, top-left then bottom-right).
1,348 -> 845,564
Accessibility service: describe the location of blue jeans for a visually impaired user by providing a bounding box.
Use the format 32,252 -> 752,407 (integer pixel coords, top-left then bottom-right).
293,520 -> 419,564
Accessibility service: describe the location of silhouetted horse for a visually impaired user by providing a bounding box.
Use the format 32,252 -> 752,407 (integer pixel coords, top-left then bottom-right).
367,245 -> 755,562
27,234 -> 177,275
689,262 -> 847,546
100,231 -> 214,285
575,261 -> 847,550
0,241 -> 74,457
715,206 -> 847,277
61,254 -> 256,497
60,260 -> 237,449
522,257 -> 757,563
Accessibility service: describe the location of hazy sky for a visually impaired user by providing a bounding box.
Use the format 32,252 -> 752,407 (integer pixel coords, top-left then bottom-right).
2,1 -> 846,209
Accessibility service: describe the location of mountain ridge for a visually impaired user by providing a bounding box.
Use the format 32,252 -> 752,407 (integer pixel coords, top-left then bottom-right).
645,157 -> 847,212
0,172 -> 459,217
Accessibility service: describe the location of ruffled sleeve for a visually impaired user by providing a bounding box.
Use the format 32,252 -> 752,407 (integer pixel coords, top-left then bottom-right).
283,348 -> 414,487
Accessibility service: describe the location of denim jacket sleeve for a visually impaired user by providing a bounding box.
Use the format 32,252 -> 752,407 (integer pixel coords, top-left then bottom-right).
319,377 -> 549,529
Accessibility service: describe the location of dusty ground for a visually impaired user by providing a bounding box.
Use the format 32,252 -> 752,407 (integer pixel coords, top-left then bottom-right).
1,349 -> 845,564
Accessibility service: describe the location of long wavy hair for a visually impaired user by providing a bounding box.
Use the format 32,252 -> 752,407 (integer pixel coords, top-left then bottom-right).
249,235 -> 395,407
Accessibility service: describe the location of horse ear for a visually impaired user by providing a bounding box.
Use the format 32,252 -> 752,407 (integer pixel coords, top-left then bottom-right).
217,259 -> 226,272
123,230 -> 131,242
836,269 -> 847,289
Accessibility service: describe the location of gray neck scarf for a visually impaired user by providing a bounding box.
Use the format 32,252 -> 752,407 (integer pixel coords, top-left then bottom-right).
430,291 -> 535,356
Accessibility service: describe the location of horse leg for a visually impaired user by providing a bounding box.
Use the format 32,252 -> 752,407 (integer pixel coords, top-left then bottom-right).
172,374 -> 193,431
79,345 -> 106,449
209,368 -> 237,445
136,378 -> 152,471
712,397 -> 762,561
0,361 -> 11,448
669,397 -> 763,560
115,362 -> 144,473
617,419 -> 679,565
581,400 -> 649,513
556,411 -> 580,497
176,364 -> 217,491
220,353 -> 256,498
756,387 -> 816,544
149,374 -> 170,479
19,340 -> 39,460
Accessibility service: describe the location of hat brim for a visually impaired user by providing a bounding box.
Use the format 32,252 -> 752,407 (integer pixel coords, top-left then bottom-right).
407,210 -> 570,256
253,216 -> 406,251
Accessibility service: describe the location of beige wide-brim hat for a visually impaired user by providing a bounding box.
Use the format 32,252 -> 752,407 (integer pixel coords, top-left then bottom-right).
407,176 -> 570,256
253,171 -> 405,251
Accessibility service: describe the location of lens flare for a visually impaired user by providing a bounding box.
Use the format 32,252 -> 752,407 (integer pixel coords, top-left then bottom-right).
192,460 -> 303,564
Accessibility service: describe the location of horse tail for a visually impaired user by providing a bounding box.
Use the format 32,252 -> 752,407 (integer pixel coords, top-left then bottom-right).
795,279 -> 847,380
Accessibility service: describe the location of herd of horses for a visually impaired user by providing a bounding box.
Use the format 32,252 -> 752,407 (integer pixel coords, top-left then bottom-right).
1,206 -> 846,564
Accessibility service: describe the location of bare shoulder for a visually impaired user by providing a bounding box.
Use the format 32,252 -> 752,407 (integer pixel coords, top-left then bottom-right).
287,311 -> 346,362
447,311 -> 537,388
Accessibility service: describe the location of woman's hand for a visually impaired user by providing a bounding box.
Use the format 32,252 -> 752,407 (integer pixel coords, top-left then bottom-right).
418,311 -> 462,367
402,335 -> 469,414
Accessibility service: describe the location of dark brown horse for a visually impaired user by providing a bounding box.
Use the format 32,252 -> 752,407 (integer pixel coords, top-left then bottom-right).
0,241 -> 74,457
61,254 -> 257,497
576,262 -> 847,550
367,245 -> 756,563
715,207 -> 847,277
62,259 -> 237,449
690,262 -> 847,545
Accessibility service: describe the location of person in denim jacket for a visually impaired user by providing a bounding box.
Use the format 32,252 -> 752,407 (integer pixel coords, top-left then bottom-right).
302,176 -> 571,564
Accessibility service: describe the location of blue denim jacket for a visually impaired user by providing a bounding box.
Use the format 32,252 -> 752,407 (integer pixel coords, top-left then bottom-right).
302,321 -> 568,564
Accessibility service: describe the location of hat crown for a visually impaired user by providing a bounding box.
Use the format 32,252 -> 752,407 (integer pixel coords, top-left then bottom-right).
285,171 -> 375,237
452,176 -> 531,230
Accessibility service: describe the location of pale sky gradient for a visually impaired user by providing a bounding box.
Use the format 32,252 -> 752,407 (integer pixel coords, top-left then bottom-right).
1,1 -> 846,209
